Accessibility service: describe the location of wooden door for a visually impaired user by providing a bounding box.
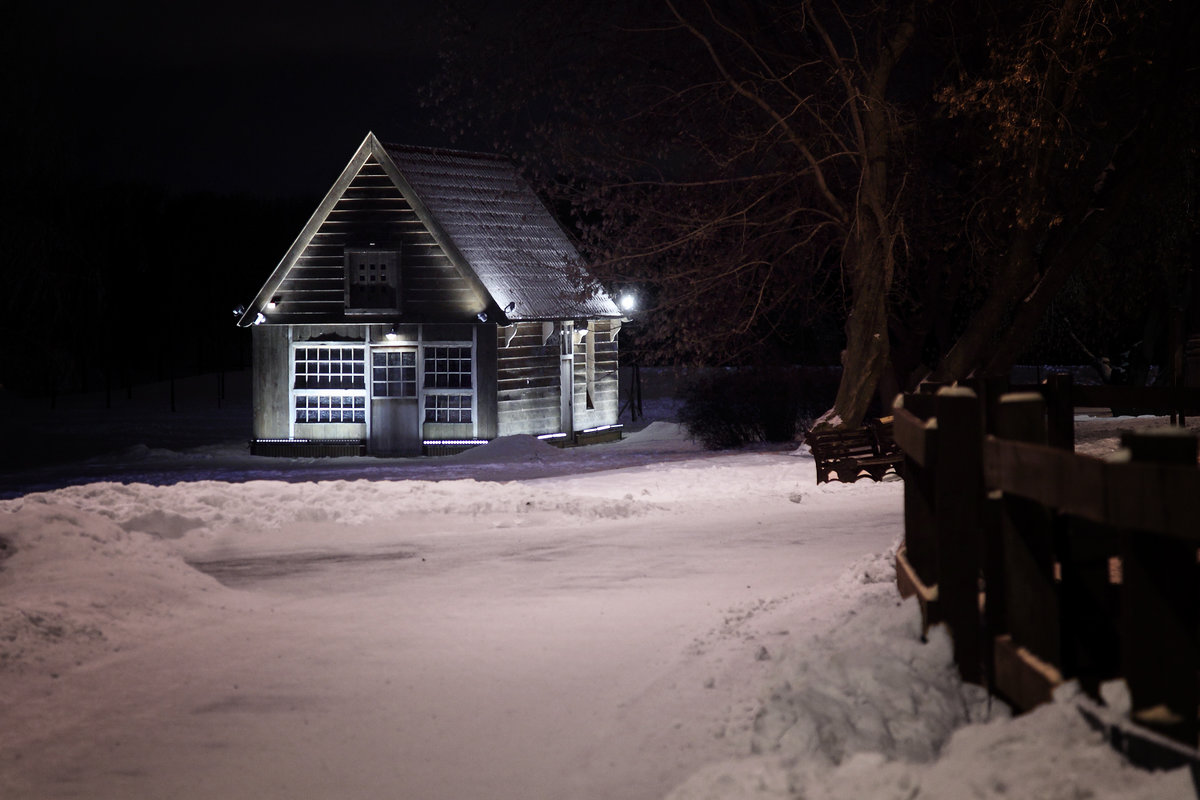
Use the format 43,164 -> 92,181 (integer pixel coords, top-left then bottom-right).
370,348 -> 420,456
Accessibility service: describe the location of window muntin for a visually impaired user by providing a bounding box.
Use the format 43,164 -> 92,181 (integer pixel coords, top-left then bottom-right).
295,394 -> 365,423
425,394 -> 472,423
424,346 -> 472,389
294,346 -> 365,390
421,345 -> 473,423
372,351 -> 417,398
293,344 -> 367,424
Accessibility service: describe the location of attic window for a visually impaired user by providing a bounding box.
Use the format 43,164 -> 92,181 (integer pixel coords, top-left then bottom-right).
345,248 -> 400,314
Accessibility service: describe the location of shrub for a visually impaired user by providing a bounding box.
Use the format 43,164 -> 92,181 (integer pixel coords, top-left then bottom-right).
678,367 -> 832,449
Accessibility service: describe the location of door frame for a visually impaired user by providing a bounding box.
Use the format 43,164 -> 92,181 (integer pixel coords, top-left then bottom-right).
369,344 -> 420,456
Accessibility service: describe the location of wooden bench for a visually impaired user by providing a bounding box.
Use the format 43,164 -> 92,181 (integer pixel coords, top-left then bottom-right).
807,417 -> 903,484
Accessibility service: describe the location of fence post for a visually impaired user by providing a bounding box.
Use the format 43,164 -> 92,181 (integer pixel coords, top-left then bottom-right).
994,392 -> 1062,704
1119,430 -> 1199,747
933,386 -> 984,683
900,392 -> 938,601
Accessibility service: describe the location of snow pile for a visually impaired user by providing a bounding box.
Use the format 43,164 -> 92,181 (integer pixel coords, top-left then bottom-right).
0,498 -> 231,679
667,554 -> 1195,800
6,476 -> 662,541
444,434 -> 572,464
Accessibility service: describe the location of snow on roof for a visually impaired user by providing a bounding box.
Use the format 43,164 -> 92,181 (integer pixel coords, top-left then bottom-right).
382,142 -> 621,321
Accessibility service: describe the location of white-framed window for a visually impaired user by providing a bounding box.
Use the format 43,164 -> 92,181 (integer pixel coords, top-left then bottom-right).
424,346 -> 471,389
423,345 -> 473,423
295,394 -> 365,423
425,394 -> 472,423
293,344 -> 367,424
345,248 -> 400,313
372,350 -> 417,397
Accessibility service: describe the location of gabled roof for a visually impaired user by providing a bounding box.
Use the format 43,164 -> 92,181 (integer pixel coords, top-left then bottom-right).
238,133 -> 619,327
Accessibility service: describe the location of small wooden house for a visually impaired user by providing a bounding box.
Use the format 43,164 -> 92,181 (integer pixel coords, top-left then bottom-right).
238,133 -> 624,457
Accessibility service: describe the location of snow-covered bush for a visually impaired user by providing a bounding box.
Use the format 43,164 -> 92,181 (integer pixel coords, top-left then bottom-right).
678,367 -> 828,448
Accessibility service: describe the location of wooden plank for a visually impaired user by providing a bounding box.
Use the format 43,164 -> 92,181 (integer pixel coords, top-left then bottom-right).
933,388 -> 985,683
1122,530 -> 1200,746
984,439 -> 1109,523
995,391 -> 1046,444
1057,517 -> 1121,696
1001,494 -> 1061,669
980,492 -> 1004,693
1119,431 -> 1200,747
895,546 -> 940,630
892,405 -> 934,468
993,634 -> 1063,711
1105,461 -> 1200,540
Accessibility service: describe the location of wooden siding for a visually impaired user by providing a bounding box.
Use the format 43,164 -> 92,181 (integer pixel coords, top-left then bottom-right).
573,319 -> 620,430
496,322 -> 562,435
252,325 -> 290,439
272,156 -> 485,323
476,323 -> 499,439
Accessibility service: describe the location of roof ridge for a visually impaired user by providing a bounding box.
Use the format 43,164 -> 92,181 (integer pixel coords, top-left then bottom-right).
381,141 -> 512,163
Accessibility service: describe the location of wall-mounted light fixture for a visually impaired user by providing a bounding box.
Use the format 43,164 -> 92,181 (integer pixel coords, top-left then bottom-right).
266,295 -> 281,310
232,304 -> 245,317
476,312 -> 488,322
384,327 -> 399,341
253,312 -> 267,325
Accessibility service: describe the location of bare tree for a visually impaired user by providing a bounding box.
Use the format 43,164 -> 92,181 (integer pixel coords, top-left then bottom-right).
430,0 -> 1196,428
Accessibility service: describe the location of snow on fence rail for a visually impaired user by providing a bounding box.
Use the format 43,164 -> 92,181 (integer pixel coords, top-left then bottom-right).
892,375 -> 1200,766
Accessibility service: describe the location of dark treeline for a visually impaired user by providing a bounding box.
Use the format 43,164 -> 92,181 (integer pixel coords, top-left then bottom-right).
0,180 -> 315,398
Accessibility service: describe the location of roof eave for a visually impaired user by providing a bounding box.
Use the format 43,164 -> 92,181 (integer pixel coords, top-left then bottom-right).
236,132 -> 379,328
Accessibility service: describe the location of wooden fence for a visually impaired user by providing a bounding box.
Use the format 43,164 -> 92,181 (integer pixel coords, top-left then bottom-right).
893,376 -> 1200,756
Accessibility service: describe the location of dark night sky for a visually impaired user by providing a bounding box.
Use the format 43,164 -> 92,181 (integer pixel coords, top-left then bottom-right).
13,1 -> 473,198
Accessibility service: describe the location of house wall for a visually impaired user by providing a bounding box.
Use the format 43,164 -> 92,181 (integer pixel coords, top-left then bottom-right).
270,156 -> 484,323
252,325 -> 290,439
475,324 -> 499,440
573,319 -> 620,430
496,321 -> 562,436
253,322 -> 502,448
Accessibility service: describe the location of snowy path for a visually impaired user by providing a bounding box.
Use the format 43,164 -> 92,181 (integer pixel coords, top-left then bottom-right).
0,451 -> 901,800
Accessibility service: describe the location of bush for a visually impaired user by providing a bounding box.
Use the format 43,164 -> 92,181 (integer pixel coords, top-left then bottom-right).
678,367 -> 833,450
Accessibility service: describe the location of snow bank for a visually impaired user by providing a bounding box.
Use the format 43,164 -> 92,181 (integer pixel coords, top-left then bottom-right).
443,434 -> 572,464
667,553 -> 1195,800
3,476 -> 661,539
0,498 -> 230,679
0,474 -> 671,683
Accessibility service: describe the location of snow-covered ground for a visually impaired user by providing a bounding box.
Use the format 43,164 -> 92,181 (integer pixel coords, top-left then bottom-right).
0,375 -> 1196,799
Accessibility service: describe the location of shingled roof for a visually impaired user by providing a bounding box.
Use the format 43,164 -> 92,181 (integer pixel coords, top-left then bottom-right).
237,133 -> 619,327
382,142 -> 621,320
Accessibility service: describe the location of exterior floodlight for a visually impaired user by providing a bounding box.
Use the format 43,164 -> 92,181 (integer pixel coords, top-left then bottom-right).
253,312 -> 267,325
232,304 -> 245,317
619,293 -> 636,312
267,295 -> 281,310
477,312 -> 488,322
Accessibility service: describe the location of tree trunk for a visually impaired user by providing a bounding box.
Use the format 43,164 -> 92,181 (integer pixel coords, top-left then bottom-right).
819,4 -> 915,429
831,229 -> 892,428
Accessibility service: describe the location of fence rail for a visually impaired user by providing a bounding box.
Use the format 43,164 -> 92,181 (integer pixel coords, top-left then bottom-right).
894,375 -> 1199,757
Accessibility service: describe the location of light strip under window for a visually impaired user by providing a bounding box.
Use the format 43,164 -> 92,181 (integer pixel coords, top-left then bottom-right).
423,439 -> 489,446
582,424 -> 624,434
